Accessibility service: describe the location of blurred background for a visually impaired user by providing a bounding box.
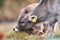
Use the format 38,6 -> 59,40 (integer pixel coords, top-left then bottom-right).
0,0 -> 39,33
0,0 -> 39,22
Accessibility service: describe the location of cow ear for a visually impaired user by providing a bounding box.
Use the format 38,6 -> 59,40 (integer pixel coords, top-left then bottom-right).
31,15 -> 37,23
25,9 -> 29,14
32,17 -> 37,23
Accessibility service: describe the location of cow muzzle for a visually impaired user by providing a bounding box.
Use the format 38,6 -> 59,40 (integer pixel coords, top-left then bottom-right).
13,26 -> 19,32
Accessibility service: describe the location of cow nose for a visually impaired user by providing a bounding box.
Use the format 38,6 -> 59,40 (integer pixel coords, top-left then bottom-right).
13,28 -> 15,31
13,26 -> 19,31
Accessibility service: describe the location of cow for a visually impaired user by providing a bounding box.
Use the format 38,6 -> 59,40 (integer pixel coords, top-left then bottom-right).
13,0 -> 60,37
13,3 -> 38,31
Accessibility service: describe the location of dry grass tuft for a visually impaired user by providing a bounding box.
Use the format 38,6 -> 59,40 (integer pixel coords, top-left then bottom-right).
5,31 -> 44,40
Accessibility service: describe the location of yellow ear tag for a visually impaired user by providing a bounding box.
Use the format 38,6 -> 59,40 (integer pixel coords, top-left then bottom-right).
32,17 -> 37,23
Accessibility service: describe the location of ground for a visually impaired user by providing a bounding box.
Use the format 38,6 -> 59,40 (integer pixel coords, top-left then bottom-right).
0,22 -> 60,40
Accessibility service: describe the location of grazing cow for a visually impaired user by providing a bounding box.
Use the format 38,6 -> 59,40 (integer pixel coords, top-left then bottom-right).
13,0 -> 60,37
13,3 -> 38,31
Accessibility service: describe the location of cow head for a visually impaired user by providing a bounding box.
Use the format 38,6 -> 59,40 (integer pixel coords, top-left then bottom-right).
13,12 -> 37,31
13,0 -> 47,32
13,3 -> 38,31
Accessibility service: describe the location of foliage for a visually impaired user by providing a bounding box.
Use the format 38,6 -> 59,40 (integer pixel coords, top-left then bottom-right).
0,0 -> 5,9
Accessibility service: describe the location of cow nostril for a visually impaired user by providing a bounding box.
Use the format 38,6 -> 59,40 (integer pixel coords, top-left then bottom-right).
13,28 -> 15,31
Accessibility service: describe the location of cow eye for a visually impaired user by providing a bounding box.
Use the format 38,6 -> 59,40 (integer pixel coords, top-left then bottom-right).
25,10 -> 28,14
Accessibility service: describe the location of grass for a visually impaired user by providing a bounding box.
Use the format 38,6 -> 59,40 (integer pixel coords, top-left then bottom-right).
0,22 -> 60,40
54,34 -> 60,38
4,31 -> 60,40
5,31 -> 44,40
